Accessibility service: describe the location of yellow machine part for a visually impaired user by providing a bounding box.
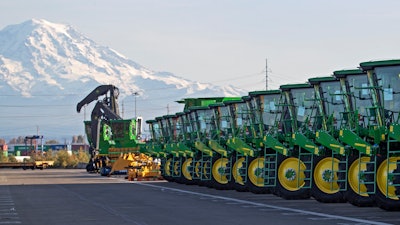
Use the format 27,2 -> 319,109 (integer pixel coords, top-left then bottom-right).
110,152 -> 161,179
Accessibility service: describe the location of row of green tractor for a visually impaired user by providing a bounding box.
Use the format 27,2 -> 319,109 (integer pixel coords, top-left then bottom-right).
142,59 -> 400,211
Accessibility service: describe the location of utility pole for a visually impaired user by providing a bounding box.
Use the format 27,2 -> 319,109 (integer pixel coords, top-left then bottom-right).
133,92 -> 139,118
83,105 -> 86,147
36,125 -> 39,152
265,58 -> 268,90
121,100 -> 124,118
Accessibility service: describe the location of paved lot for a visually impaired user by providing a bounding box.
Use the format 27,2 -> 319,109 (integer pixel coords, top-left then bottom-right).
0,169 -> 398,225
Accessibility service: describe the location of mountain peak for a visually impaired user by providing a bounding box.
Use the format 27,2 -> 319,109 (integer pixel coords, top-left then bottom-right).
1,19 -> 72,43
0,19 -> 246,138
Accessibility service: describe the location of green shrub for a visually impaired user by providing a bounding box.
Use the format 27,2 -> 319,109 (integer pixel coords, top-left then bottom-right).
54,150 -> 89,168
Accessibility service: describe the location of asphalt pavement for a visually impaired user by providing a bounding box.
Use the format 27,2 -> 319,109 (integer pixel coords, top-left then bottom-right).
0,169 -> 398,225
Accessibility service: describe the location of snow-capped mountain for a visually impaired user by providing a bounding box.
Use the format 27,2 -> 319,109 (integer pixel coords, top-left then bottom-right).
0,19 -> 246,141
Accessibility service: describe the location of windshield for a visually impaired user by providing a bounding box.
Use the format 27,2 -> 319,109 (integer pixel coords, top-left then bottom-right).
216,105 -> 232,139
319,80 -> 344,129
251,93 -> 281,136
345,74 -> 371,127
374,66 -> 400,123
150,122 -> 162,141
290,87 -> 317,131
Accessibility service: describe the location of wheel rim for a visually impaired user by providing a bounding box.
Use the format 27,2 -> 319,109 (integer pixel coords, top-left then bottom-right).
348,156 -> 369,197
212,158 -> 229,184
173,160 -> 180,176
194,161 -> 201,178
182,158 -> 193,180
376,156 -> 400,200
232,157 -> 246,185
314,157 -> 340,194
278,157 -> 306,191
203,161 -> 210,179
248,157 -> 265,187
164,158 -> 172,176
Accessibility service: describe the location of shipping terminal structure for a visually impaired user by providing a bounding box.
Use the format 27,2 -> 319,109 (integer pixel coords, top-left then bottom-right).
77,59 -> 400,211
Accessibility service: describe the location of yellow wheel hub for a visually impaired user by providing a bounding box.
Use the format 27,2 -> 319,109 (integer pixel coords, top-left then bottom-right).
182,158 -> 193,181
314,157 -> 340,194
164,158 -> 172,176
278,157 -> 306,191
232,157 -> 246,185
248,157 -> 265,187
348,156 -> 369,197
376,156 -> 400,200
212,158 -> 229,184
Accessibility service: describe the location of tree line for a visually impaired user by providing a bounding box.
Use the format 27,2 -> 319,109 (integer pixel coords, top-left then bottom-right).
0,135 -> 86,145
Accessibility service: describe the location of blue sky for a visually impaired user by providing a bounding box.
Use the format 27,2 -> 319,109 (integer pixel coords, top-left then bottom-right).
1,0 -> 400,91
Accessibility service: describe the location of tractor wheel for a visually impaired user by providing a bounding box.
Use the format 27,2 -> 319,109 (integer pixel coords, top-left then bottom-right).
373,155 -> 400,211
395,162 -> 400,197
202,157 -> 213,188
311,156 -> 346,203
181,157 -> 196,185
163,157 -> 174,182
344,155 -> 375,207
246,156 -> 271,194
275,154 -> 310,200
173,157 -> 184,184
210,156 -> 231,190
231,155 -> 248,192
191,156 -> 202,185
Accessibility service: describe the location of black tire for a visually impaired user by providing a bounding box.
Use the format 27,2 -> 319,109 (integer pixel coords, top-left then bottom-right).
371,155 -> 400,211
86,159 -> 96,173
343,155 -> 375,207
275,154 -> 310,200
311,156 -> 346,203
246,156 -> 271,194
100,166 -> 111,176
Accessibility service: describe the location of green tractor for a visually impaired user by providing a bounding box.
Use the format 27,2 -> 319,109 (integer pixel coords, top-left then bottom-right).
308,76 -> 348,203
333,68 -> 377,207
359,59 -> 400,210
77,85 -> 145,175
143,58 -> 400,211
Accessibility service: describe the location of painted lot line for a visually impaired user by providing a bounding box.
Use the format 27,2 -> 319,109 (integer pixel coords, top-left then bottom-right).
134,182 -> 391,225
0,191 -> 21,224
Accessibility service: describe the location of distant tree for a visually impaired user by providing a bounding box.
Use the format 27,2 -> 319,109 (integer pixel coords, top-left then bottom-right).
72,135 -> 86,143
0,154 -> 7,162
44,150 -> 55,161
8,155 -> 17,163
0,139 -> 5,145
45,140 -> 59,144
8,136 -> 26,144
